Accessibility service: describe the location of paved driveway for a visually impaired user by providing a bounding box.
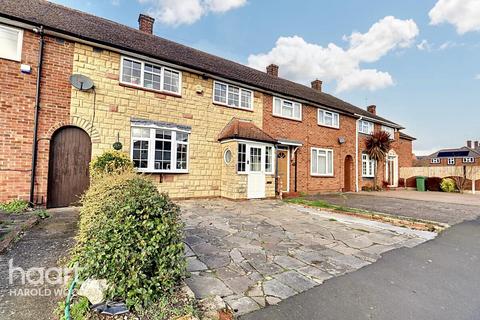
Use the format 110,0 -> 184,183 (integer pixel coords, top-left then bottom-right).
180,199 -> 435,316
308,191 -> 480,225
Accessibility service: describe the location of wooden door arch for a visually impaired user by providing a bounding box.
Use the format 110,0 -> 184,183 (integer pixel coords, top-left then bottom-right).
344,155 -> 354,192
47,126 -> 92,208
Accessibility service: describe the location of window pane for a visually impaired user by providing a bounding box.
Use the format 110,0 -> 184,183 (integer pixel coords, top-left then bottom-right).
154,140 -> 172,170
250,147 -> 262,172
122,59 -> 141,85
327,151 -> 333,174
240,90 -> 252,109
0,26 -> 20,60
176,143 -> 188,170
324,112 -> 333,126
163,69 -> 180,93
333,114 -> 339,127
312,149 -> 318,174
274,98 -> 282,115
318,151 -> 326,175
265,146 -> 272,172
282,101 -> 293,117
132,127 -> 150,138
238,143 -> 246,172
176,132 -> 188,142
228,86 -> 240,107
294,103 -> 301,119
156,129 -> 172,140
132,140 -> 149,168
214,82 -> 227,103
144,63 -> 161,90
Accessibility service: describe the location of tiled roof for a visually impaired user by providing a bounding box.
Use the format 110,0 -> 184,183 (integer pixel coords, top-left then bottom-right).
218,119 -> 277,144
399,132 -> 416,141
0,0 -> 402,128
427,146 -> 480,159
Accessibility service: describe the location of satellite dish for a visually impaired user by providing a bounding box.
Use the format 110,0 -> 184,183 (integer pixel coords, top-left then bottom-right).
69,74 -> 94,91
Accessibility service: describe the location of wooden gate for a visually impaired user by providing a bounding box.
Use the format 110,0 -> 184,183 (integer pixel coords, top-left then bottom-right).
47,126 -> 91,208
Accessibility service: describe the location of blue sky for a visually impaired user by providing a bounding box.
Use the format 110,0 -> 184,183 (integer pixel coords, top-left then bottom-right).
53,0 -> 480,155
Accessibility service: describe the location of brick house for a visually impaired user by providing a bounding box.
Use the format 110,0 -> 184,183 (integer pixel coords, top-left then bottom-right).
414,141 -> 480,167
0,0 -> 414,207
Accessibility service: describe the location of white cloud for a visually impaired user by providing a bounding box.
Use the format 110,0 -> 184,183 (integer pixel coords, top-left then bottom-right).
247,16 -> 418,93
429,0 -> 480,34
139,0 -> 246,26
475,74 -> 480,80
417,39 -> 432,51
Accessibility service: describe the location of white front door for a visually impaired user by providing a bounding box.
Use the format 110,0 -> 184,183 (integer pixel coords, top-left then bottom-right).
386,151 -> 398,187
247,146 -> 266,199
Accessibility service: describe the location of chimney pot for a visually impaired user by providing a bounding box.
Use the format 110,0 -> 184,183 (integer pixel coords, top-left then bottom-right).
311,79 -> 323,91
266,64 -> 279,77
138,14 -> 155,34
467,140 -> 473,148
367,105 -> 377,115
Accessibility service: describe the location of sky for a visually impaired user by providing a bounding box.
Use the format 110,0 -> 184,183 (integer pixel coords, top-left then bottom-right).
52,0 -> 480,155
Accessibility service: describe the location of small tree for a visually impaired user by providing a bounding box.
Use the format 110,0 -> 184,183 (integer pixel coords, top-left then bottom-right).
365,130 -> 392,189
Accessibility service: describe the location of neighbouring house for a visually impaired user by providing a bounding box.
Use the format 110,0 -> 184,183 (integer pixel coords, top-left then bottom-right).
414,141 -> 480,167
0,0 -> 415,207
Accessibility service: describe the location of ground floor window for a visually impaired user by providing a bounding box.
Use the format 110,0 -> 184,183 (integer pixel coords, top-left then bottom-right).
311,148 -> 334,176
237,143 -> 274,174
131,126 -> 189,173
362,153 -> 375,177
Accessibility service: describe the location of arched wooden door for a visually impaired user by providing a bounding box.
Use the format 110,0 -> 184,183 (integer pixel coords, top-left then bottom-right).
344,155 -> 354,192
47,126 -> 92,208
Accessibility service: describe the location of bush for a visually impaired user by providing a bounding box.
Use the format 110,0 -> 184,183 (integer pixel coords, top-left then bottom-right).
440,178 -> 456,193
0,199 -> 29,213
89,150 -> 133,178
73,172 -> 186,309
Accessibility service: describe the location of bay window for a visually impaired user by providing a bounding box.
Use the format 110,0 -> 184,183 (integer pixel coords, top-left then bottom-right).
318,109 -> 339,128
311,148 -> 334,176
213,81 -> 253,110
121,56 -> 181,94
362,153 -> 375,177
131,126 -> 189,173
273,97 -> 302,121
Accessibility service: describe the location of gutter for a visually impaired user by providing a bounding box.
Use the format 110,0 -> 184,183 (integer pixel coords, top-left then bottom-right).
29,26 -> 44,206
355,116 -> 362,192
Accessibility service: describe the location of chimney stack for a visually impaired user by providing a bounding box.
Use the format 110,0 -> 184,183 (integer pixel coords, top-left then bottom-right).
467,140 -> 473,148
266,64 -> 279,77
138,14 -> 155,34
311,79 -> 323,91
367,105 -> 377,115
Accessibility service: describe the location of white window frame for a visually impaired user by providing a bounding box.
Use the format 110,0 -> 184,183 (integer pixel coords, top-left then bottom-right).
237,141 -> 275,175
120,56 -> 182,95
447,158 -> 455,165
430,158 -> 441,164
362,153 -> 376,178
381,126 -> 395,140
358,120 -> 374,135
318,109 -> 339,129
213,80 -> 253,110
130,125 -> 189,173
463,157 -> 475,163
273,97 -> 302,121
0,24 -> 23,62
310,148 -> 334,177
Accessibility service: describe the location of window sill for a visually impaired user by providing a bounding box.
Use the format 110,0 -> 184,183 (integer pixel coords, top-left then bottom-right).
362,176 -> 375,179
272,114 -> 302,122
318,123 -> 340,130
119,82 -> 182,98
213,102 -> 254,112
311,174 -> 335,178
136,169 -> 189,174
358,132 -> 373,136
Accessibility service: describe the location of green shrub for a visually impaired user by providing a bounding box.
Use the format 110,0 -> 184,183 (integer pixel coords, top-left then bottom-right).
440,178 -> 456,193
89,150 -> 133,178
73,172 -> 186,309
0,199 -> 29,213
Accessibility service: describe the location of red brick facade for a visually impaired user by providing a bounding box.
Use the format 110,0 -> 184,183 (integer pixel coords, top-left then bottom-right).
263,95 -> 414,194
0,30 -> 73,203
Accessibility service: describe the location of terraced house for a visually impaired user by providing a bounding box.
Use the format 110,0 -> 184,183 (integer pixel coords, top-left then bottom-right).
0,0 -> 415,207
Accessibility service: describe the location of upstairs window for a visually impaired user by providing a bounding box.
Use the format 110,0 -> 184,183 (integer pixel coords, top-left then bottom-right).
311,148 -> 334,176
213,81 -> 253,110
273,97 -> 302,121
131,126 -> 189,173
362,153 -> 375,177
430,158 -> 440,164
381,126 -> 395,140
463,157 -> 475,163
447,158 -> 455,165
318,109 -> 339,128
359,120 -> 374,134
0,24 -> 23,61
121,57 -> 181,94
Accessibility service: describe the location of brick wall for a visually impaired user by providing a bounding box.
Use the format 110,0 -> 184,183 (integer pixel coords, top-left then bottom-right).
262,94 -> 357,194
0,30 -> 73,203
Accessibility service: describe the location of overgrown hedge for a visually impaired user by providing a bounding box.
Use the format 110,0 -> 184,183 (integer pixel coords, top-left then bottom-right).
73,171 -> 186,308
89,150 -> 133,178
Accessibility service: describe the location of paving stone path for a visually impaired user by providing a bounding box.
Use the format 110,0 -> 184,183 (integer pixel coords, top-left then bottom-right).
180,199 -> 436,316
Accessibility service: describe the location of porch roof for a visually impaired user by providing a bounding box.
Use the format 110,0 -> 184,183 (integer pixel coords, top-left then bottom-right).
218,118 -> 277,144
